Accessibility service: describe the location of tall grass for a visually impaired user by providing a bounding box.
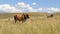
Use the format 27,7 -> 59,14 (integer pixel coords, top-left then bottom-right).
0,13 -> 60,34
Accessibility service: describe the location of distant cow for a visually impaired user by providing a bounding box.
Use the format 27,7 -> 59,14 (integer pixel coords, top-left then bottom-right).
14,13 -> 29,23
47,14 -> 54,18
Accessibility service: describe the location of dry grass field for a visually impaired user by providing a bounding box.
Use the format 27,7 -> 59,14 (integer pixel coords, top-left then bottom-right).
0,12 -> 60,34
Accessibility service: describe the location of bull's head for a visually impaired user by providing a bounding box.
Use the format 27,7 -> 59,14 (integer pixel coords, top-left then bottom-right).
26,14 -> 29,18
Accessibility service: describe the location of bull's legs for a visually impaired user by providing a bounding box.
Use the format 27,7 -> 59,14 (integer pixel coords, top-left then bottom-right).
22,19 -> 25,23
21,20 -> 23,23
22,19 -> 26,23
15,19 -> 17,23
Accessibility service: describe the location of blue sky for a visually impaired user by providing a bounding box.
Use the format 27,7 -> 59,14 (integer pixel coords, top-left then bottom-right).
0,0 -> 60,8
0,0 -> 60,13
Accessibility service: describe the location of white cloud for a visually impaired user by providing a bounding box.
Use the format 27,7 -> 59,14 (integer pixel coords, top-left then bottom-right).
47,8 -> 60,11
0,4 -> 22,13
0,4 -> 13,13
47,8 -> 60,13
16,2 -> 27,8
0,2 -> 60,13
32,2 -> 36,5
15,2 -> 33,12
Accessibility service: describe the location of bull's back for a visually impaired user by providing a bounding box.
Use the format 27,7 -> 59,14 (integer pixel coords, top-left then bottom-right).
16,14 -> 24,19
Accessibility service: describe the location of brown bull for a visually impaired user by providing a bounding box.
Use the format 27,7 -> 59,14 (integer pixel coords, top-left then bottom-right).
14,14 -> 29,23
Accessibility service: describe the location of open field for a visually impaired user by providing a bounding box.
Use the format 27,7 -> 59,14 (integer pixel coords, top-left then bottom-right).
0,12 -> 60,34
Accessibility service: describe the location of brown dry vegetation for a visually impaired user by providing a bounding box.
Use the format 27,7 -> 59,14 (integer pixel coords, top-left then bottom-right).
0,12 -> 60,34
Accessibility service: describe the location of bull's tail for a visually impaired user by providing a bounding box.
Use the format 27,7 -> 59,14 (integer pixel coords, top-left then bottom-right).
14,15 -> 17,23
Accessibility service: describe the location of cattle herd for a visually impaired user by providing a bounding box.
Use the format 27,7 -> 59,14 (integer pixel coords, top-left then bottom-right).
13,13 -> 54,23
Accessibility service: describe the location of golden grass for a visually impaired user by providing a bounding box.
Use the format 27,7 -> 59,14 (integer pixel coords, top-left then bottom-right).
0,13 -> 60,34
